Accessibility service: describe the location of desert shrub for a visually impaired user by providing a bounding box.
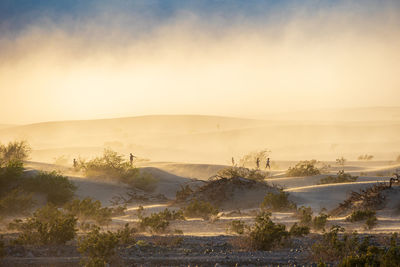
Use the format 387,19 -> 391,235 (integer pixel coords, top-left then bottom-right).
345,210 -> 376,222
365,216 -> 378,230
0,160 -> 24,195
139,209 -> 185,233
212,166 -> 267,182
0,140 -> 30,167
175,185 -> 193,202
227,220 -> 247,235
312,213 -> 329,231
64,198 -> 125,226
249,212 -> 289,250
319,170 -> 358,184
336,157 -> 347,166
79,149 -> 158,192
289,223 -> 310,237
23,171 -> 76,205
78,226 -> 120,267
9,204 -> 77,245
0,189 -> 33,216
311,225 -> 358,262
296,206 -> 313,226
239,149 -> 270,169
116,223 -> 137,245
260,190 -> 297,211
286,160 -> 321,177
183,200 -> 219,220
358,154 -> 374,161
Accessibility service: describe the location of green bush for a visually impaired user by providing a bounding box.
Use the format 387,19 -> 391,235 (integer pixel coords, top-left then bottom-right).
9,204 -> 77,245
78,226 -> 120,267
214,166 -> 267,182
345,210 -> 377,229
139,208 -> 185,233
296,206 -> 313,226
319,170 -> 358,185
261,190 -> 297,212
227,220 -> 247,235
289,223 -> 310,237
0,141 -> 30,167
79,149 -> 158,192
175,185 -> 193,202
286,160 -> 321,177
312,213 -> 329,231
23,171 -> 76,205
64,198 -> 126,226
183,200 -> 219,220
249,212 -> 289,250
0,189 -> 33,216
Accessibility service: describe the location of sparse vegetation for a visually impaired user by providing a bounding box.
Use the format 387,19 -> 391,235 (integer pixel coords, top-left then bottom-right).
345,209 -> 377,229
212,166 -> 267,182
183,200 -> 219,220
175,185 -> 193,202
295,206 -> 328,231
139,208 -> 185,233
23,171 -> 76,205
227,220 -> 247,235
248,212 -> 289,250
358,154 -> 374,161
312,213 -> 329,231
0,189 -> 33,217
9,204 -> 77,245
286,160 -> 321,177
64,198 -> 126,226
78,149 -> 158,192
261,190 -> 297,211
239,149 -> 270,169
319,170 -> 358,184
289,223 -> 310,237
0,140 -> 31,167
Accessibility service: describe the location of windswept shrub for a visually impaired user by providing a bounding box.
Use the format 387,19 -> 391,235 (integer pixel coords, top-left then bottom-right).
139,208 -> 185,233
79,149 -> 158,192
212,166 -> 267,182
261,190 -> 297,211
312,213 -> 329,231
227,220 -> 247,235
0,189 -> 33,216
286,160 -> 321,177
346,210 -> 377,230
0,140 -> 30,167
183,200 -> 219,220
116,223 -> 137,245
64,198 -> 125,226
289,223 -> 310,237
78,226 -> 120,267
249,212 -> 289,250
296,206 -> 313,226
23,171 -> 76,205
175,185 -> 193,202
319,170 -> 358,185
9,204 -> 77,245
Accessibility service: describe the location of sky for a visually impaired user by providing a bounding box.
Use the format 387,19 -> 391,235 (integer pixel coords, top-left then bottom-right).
0,0 -> 400,124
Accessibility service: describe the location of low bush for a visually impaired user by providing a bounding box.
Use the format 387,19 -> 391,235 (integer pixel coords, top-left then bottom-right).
175,185 -> 193,202
213,166 -> 267,182
296,206 -> 313,226
249,212 -> 289,250
0,140 -> 30,167
139,208 -> 185,233
78,226 -> 120,267
286,160 -> 321,177
23,171 -> 76,205
0,189 -> 33,216
9,204 -> 77,245
78,149 -> 158,192
64,198 -> 126,226
345,210 -> 376,222
261,190 -> 297,212
312,213 -> 329,231
183,200 -> 219,220
227,220 -> 247,235
289,223 -> 310,237
319,170 -> 358,185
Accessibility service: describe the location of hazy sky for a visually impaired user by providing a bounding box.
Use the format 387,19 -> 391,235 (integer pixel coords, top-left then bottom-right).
0,0 -> 399,124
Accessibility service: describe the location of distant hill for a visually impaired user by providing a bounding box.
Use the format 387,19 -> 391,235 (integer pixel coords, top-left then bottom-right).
0,112 -> 399,163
